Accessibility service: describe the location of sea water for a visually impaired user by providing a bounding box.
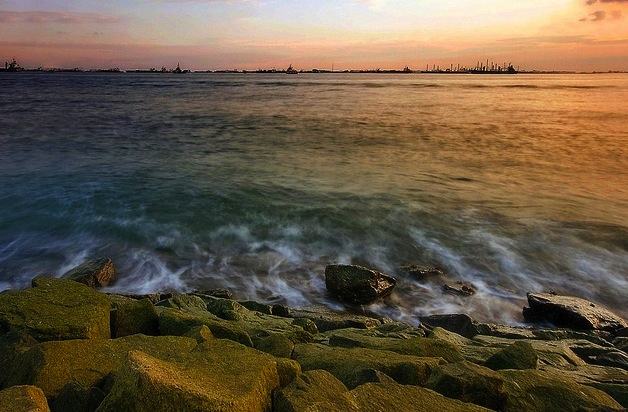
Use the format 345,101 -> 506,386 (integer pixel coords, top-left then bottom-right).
1,72 -> 626,325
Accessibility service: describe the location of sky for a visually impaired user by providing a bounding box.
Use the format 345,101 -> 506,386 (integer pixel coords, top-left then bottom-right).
1,0 -> 627,71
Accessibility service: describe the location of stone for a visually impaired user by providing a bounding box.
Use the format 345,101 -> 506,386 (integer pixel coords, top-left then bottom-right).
273,369 -> 355,412
325,264 -> 396,305
0,385 -> 50,412
110,298 -> 159,338
192,289 -> 233,299
613,337 -> 628,352
353,369 -> 398,386
500,369 -> 623,411
205,297 -> 250,321
256,333 -> 295,358
154,294 -> 207,311
0,331 -> 39,387
290,309 -> 381,332
426,361 -> 507,410
50,382 -> 105,412
523,293 -> 627,333
428,327 -> 472,347
0,276 -> 111,341
484,341 -> 539,370
420,314 -> 483,338
96,340 -> 283,412
62,257 -> 115,288
399,265 -> 445,280
181,325 -> 213,343
4,334 -> 198,399
291,317 -> 319,335
291,343 -> 444,389
158,307 -> 254,347
443,281 -> 477,296
349,382 -> 492,412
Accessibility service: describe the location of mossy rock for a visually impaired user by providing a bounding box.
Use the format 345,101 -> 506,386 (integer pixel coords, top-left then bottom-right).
154,294 -> 207,311
500,369 -> 623,411
96,339 -> 284,412
349,382 -> 492,412
290,309 -> 381,332
428,326 -> 472,347
255,333 -> 295,358
182,324 -> 214,344
110,298 -> 159,338
50,382 -> 105,412
158,307 -> 253,347
0,276 -> 111,341
484,341 -> 538,370
291,318 -> 319,335
292,343 -> 444,389
426,361 -> 507,410
0,330 -> 38,387
0,385 -> 50,412
274,369 -> 356,412
327,329 -> 464,363
205,297 -> 251,321
4,334 -> 198,399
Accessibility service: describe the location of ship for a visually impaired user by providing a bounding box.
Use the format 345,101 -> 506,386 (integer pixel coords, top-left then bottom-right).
286,64 -> 298,74
0,58 -> 23,72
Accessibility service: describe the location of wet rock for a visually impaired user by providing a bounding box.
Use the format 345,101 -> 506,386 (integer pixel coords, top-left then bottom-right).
50,382 -> 105,412
273,369 -> 356,412
0,385 -> 50,412
523,293 -> 627,333
0,276 -> 111,341
291,308 -> 381,332
500,369 -> 623,411
4,334 -> 198,399
349,382 -> 492,412
325,264 -> 396,305
62,257 -> 115,288
110,298 -> 159,338
443,281 -> 477,296
97,340 -> 285,412
420,313 -> 483,338
426,361 -> 507,410
484,341 -> 538,370
291,343 -> 444,389
399,264 -> 444,280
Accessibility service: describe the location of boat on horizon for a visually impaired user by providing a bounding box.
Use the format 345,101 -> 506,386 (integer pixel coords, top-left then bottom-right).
0,58 -> 23,72
286,64 -> 298,74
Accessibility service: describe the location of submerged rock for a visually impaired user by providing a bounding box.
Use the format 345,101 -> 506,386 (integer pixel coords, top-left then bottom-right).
325,264 -> 396,305
399,264 -> 445,280
523,293 -> 628,333
443,281 -> 477,296
62,257 -> 115,288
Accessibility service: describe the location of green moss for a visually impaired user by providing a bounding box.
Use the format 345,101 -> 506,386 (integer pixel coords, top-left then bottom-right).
0,385 -> 50,412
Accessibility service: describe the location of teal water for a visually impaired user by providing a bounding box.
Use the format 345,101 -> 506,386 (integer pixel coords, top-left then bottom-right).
1,72 -> 626,324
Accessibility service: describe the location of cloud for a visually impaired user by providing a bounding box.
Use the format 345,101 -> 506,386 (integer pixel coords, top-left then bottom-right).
581,0 -> 626,21
0,11 -> 122,24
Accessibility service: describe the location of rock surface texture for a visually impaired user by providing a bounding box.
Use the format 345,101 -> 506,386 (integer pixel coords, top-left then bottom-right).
324,264 -> 396,304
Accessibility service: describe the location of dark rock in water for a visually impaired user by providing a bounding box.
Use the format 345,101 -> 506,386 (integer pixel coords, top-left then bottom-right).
399,264 -> 444,280
523,293 -> 628,333
443,281 -> 477,296
325,264 -> 396,305
62,257 -> 115,288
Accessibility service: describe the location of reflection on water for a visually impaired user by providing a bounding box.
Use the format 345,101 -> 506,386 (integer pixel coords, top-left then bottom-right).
0,72 -> 626,324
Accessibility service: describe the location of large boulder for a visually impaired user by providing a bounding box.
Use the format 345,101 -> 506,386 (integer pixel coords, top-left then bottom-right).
0,276 -> 111,341
62,257 -> 115,288
96,339 -> 290,412
273,369 -> 356,412
4,334 -> 198,399
523,293 -> 627,333
500,369 -> 624,411
325,264 -> 396,305
291,343 -> 444,389
0,385 -> 50,412
426,361 -> 507,410
0,331 -> 39,387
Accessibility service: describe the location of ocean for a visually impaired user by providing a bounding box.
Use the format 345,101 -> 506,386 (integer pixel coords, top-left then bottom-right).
1,72 -> 626,325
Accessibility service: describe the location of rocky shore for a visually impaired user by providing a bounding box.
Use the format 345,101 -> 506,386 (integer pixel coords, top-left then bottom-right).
0,260 -> 627,411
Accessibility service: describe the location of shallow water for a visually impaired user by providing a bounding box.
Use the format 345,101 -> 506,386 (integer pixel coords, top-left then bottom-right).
1,72 -> 626,325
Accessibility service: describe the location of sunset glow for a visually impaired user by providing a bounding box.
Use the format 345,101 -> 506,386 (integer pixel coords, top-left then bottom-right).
1,0 -> 627,71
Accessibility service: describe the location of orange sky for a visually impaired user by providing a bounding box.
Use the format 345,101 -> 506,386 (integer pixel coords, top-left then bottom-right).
1,0 -> 627,71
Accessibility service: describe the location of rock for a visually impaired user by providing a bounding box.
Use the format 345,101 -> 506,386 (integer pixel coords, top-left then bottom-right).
181,325 -> 214,343
290,309 -> 381,332
325,264 -> 396,305
484,341 -> 539,370
0,331 -> 39,387
523,293 -> 627,333
239,300 -> 274,315
62,257 -> 115,288
349,382 -> 492,412
0,385 -> 50,412
420,313 -> 483,338
613,337 -> 628,352
192,289 -> 233,299
205,297 -> 251,321
96,340 -> 283,412
0,276 -> 111,341
500,369 -> 624,411
426,361 -> 507,410
154,294 -> 207,311
273,369 -> 357,412
354,369 -> 398,386
50,382 -> 105,412
399,265 -> 444,280
291,343 -> 444,389
158,307 -> 254,347
110,298 -> 159,338
291,317 -> 319,335
443,281 -> 477,296
4,334 -> 198,399
428,327 -> 472,347
566,339 -> 628,370
255,333 -> 295,358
